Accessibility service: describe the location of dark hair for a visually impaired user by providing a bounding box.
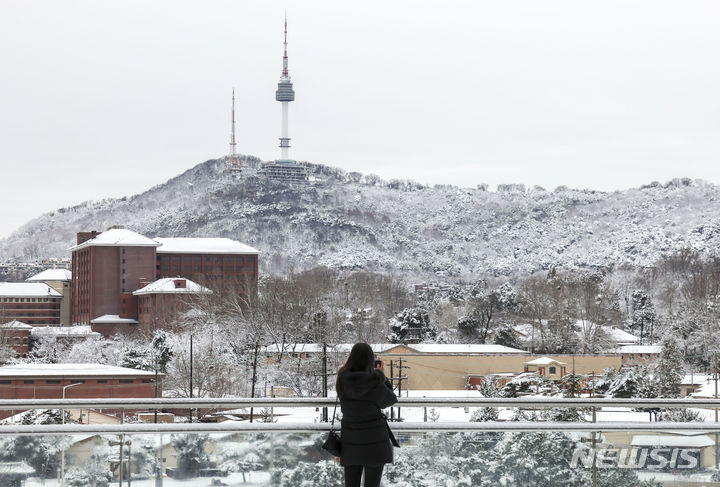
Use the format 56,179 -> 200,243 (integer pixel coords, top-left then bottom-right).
335,342 -> 375,399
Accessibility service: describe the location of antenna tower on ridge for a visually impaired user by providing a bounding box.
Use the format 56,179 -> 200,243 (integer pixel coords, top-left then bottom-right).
226,88 -> 242,175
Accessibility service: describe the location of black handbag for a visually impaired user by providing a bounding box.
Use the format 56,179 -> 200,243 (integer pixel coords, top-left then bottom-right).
322,397 -> 342,457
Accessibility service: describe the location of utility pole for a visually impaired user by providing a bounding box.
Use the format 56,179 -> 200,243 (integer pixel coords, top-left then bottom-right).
322,342 -> 328,422
250,342 -> 260,423
189,334 -> 193,423
715,351 -> 718,469
398,357 -> 403,421
389,360 -> 395,421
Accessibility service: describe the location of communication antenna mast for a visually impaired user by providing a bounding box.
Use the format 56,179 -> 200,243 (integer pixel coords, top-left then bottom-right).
226,88 -> 242,174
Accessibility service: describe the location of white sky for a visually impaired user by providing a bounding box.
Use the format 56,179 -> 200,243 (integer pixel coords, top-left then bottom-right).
1,0 -> 719,238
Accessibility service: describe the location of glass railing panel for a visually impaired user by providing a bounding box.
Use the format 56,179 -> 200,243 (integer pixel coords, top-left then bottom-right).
2,429 -> 720,486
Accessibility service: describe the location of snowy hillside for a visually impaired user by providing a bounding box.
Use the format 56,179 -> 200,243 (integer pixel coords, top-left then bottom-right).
2,156 -> 720,279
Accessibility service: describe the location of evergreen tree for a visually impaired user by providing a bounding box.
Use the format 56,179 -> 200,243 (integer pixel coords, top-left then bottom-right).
655,335 -> 683,398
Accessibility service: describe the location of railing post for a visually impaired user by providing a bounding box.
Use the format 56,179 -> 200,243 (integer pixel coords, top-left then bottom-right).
591,406 -> 597,487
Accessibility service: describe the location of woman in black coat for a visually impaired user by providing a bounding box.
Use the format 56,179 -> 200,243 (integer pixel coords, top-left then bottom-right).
336,342 -> 398,487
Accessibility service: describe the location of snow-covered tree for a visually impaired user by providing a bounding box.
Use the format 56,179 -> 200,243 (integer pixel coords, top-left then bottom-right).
169,434 -> 210,479
388,308 -> 437,343
655,335 -> 684,398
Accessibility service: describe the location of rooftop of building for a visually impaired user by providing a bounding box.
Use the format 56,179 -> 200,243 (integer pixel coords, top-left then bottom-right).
154,237 -> 260,255
615,344 -> 662,354
26,268 -> 72,282
133,277 -> 212,295
0,282 -> 62,298
262,343 -> 529,355
69,228 -> 162,251
90,314 -> 138,325
69,228 -> 260,254
0,363 -> 159,378
30,325 -> 100,338
0,320 -> 33,330
524,356 -> 567,366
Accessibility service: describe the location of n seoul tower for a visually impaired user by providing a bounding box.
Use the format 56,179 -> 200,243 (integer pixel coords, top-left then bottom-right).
275,15 -> 295,161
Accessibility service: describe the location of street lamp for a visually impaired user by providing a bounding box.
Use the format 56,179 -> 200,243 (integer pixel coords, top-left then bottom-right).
60,382 -> 83,487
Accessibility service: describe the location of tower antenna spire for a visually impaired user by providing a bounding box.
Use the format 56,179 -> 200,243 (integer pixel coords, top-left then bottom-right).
282,12 -> 289,77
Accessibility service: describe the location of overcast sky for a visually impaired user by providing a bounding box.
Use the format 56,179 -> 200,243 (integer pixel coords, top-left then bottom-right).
1,0 -> 719,238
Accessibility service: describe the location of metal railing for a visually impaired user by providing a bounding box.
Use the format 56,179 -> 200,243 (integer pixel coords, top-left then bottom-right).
2,396 -> 720,409
0,397 -> 717,436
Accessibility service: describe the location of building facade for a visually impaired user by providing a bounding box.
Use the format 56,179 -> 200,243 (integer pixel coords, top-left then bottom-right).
0,282 -> 63,325
70,228 -> 259,334
0,363 -> 162,420
26,268 -> 72,325
134,277 -> 211,335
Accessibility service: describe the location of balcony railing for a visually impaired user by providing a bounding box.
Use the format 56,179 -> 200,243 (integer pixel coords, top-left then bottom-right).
1,398 -> 719,486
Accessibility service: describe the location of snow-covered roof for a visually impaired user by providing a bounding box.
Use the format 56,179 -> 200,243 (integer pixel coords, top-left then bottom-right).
261,343 -> 528,355
155,237 -> 260,255
26,268 -> 72,282
0,461 -> 34,474
392,344 -> 528,355
0,282 -> 62,297
631,434 -> 715,448
90,314 -> 138,324
615,345 -> 662,354
132,277 -> 211,296
0,320 -> 32,330
524,356 -> 567,366
262,343 -> 399,354
31,325 -> 100,337
0,363 -> 158,378
68,228 -> 161,251
601,326 -> 640,344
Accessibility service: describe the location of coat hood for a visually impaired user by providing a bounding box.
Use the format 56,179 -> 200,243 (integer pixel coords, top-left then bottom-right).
339,369 -> 385,400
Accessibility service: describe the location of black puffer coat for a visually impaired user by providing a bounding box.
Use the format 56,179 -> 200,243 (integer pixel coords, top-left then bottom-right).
339,369 -> 398,466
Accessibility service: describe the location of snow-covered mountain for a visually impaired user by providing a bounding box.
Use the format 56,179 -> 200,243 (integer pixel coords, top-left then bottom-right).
2,156 -> 720,280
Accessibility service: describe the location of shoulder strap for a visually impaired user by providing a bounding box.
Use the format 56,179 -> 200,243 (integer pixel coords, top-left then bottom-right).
329,396 -> 340,430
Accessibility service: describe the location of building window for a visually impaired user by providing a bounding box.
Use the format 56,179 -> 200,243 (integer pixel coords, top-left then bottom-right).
0,380 -> 11,384
97,380 -> 108,383
119,379 -> 134,383
46,380 -> 61,384
142,379 -> 154,383
549,367 -> 556,374
13,338 -> 20,345
23,380 -> 34,384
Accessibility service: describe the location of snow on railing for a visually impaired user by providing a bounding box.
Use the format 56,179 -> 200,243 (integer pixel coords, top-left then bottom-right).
1,397 -> 720,410
2,421 -> 720,436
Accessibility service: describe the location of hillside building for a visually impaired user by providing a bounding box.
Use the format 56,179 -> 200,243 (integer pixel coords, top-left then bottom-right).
0,282 -> 63,325
70,227 -> 259,335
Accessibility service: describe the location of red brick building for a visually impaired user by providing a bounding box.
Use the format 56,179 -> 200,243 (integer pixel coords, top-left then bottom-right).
70,227 -> 260,335
70,228 -> 159,328
0,363 -> 162,420
0,282 -> 63,325
0,320 -> 32,358
154,237 -> 259,304
133,277 -> 211,335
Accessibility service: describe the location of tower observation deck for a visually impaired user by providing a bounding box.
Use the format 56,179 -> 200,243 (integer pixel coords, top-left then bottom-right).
260,15 -> 308,182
